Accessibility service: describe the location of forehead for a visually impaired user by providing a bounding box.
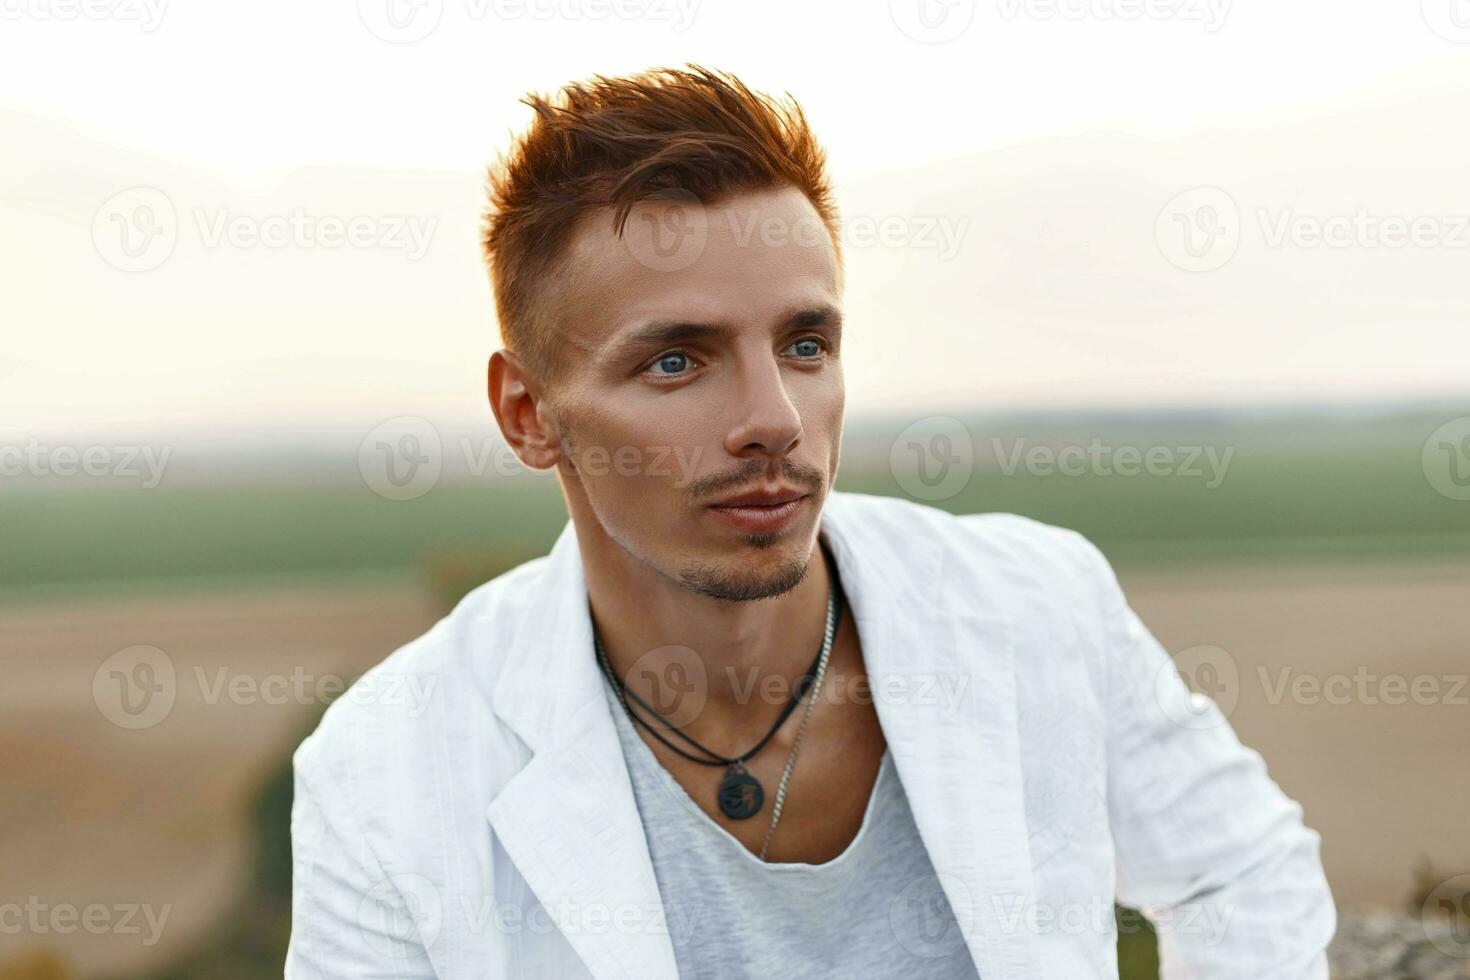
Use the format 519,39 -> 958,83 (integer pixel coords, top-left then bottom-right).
555,185 -> 841,358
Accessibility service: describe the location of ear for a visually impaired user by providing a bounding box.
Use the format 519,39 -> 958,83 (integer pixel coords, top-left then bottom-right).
488,349 -> 563,471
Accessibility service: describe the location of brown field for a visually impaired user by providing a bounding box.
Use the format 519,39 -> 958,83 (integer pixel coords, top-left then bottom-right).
1118,559 -> 1470,911
2,558 -> 1467,975
0,586 -> 440,976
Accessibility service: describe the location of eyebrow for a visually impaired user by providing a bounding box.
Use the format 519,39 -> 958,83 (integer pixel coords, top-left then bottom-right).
605,305 -> 843,361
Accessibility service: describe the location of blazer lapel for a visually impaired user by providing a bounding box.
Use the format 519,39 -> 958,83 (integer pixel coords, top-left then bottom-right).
485,521 -> 681,980
821,495 -> 1040,979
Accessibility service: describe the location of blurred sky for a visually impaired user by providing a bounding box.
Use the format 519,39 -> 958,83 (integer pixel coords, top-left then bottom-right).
2,0 -> 1468,441
2,0 -> 1461,178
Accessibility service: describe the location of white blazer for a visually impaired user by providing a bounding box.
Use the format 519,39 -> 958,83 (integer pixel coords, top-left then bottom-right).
286,490 -> 1336,979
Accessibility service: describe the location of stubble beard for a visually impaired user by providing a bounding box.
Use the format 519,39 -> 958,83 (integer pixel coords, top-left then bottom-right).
677,537 -> 813,602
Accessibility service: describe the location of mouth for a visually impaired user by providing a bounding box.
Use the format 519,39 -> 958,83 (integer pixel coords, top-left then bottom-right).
705,488 -> 810,534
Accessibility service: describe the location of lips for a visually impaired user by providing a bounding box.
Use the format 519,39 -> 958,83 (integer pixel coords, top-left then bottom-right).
705,489 -> 810,534
707,486 -> 808,508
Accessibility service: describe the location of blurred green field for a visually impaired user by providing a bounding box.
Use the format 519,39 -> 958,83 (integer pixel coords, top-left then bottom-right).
4,409 -> 1467,604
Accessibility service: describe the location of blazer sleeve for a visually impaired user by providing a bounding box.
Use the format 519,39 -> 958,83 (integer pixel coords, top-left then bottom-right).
1065,529 -> 1337,979
285,734 -> 436,979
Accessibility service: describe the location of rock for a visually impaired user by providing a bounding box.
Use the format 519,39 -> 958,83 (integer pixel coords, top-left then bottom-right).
1328,910 -> 1470,979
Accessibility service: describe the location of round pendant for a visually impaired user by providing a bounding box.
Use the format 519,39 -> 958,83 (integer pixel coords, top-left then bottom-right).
717,765 -> 764,819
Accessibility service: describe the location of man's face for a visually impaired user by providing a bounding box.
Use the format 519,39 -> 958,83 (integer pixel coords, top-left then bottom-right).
544,184 -> 844,602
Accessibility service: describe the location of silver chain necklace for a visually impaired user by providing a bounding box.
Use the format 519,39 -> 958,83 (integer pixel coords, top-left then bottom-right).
758,592 -> 836,860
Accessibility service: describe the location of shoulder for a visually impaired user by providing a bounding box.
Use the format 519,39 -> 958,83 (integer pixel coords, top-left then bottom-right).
291,550 -> 553,826
826,490 -> 1110,600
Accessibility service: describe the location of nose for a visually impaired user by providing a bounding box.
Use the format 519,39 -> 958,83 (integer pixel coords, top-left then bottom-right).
722,349 -> 803,462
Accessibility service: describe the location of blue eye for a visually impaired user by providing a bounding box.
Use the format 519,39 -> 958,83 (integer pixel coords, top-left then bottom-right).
650,352 -> 691,375
790,338 -> 823,358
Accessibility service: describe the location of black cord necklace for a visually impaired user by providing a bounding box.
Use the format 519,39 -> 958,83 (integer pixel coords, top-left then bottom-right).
592,545 -> 844,821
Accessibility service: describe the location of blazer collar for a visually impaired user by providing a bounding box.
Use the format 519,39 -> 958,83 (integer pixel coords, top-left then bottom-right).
485,492 -> 1039,979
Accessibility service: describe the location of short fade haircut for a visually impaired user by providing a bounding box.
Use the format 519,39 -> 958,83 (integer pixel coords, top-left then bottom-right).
481,64 -> 842,386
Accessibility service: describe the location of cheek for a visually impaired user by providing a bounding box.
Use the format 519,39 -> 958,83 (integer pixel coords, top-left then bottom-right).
796,376 -> 845,433
566,405 -> 707,492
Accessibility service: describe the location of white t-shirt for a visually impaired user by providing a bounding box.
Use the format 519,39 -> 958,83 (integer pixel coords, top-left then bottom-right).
600,674 -> 983,979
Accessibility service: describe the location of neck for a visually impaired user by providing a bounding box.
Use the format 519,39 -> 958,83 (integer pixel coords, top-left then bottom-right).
571,506 -> 834,747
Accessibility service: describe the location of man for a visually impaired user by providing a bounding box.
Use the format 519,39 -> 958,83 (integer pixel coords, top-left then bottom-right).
287,65 -> 1336,978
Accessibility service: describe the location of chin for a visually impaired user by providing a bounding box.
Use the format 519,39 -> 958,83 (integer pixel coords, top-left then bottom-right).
677,537 -> 814,603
